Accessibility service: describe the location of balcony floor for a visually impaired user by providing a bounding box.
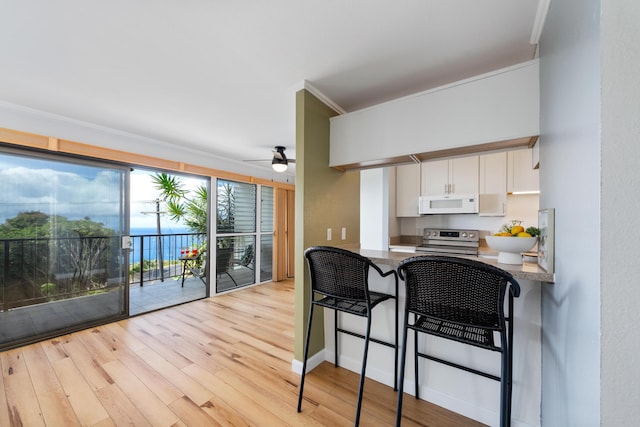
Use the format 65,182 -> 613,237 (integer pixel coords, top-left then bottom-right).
129,276 -> 207,316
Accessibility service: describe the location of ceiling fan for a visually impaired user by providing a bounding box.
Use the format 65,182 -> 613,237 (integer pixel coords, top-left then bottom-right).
245,146 -> 295,173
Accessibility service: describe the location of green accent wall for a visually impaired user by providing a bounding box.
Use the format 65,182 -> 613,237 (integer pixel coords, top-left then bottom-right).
294,89 -> 361,361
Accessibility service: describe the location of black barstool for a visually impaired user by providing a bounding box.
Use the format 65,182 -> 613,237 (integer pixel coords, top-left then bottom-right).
297,246 -> 398,426
395,255 -> 520,427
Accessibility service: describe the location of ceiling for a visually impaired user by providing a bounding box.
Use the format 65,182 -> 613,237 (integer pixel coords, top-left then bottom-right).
0,0 -> 543,178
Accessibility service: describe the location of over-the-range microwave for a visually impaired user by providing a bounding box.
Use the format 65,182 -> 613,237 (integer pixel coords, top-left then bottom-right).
418,194 -> 479,214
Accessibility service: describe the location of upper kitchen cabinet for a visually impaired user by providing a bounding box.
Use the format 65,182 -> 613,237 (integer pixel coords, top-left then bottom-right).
479,152 -> 507,216
507,148 -> 539,193
396,163 -> 421,217
421,156 -> 479,196
329,61 -> 539,170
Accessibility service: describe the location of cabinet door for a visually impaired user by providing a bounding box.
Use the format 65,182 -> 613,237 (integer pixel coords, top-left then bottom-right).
507,148 -> 539,193
479,152 -> 507,216
450,156 -> 479,194
396,163 -> 421,217
421,159 -> 449,196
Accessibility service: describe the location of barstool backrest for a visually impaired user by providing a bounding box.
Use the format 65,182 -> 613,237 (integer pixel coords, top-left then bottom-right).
304,246 -> 375,302
397,255 -> 520,332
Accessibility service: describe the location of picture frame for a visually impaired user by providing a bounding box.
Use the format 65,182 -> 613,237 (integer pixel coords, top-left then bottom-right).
537,208 -> 555,273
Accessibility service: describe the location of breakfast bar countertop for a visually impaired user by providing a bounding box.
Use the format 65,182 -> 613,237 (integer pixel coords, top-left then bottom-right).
354,246 -> 555,283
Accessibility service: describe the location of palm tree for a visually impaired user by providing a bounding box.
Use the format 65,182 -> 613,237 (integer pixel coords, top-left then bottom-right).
151,173 -> 208,236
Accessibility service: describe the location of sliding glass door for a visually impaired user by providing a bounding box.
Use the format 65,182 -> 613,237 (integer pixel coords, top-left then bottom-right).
215,179 -> 273,292
0,147 -> 128,349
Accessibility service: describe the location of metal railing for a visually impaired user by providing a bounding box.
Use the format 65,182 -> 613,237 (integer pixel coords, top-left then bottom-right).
129,232 -> 205,287
1,235 -> 122,310
0,232 -> 206,311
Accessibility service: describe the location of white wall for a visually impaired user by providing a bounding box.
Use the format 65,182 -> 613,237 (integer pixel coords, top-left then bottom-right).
360,168 -> 390,250
538,0 -> 602,425
600,0 -> 640,424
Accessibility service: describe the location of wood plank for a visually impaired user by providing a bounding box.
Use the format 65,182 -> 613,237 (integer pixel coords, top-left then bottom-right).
101,359 -> 180,427
117,316 -> 194,369
215,367 -> 325,427
132,346 -> 213,406
116,348 -> 184,405
53,357 -> 111,426
56,334 -> 114,390
94,383 -> 152,427
0,347 -> 47,426
0,357 -> 10,427
168,396 -> 220,427
181,364 -> 251,427
2,370 -> 46,427
21,344 -> 81,427
39,335 -> 72,364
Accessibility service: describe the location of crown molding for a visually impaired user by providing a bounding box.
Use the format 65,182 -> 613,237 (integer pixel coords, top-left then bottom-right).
292,80 -> 347,115
530,0 -> 551,44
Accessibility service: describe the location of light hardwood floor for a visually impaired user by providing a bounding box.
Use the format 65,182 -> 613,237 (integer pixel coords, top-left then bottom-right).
0,279 -> 484,426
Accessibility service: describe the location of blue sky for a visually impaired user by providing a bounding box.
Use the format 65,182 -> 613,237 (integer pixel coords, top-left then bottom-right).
0,152 -> 207,232
130,169 -> 207,230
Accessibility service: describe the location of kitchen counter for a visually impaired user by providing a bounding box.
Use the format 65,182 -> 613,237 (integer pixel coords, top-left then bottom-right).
370,246 -> 554,283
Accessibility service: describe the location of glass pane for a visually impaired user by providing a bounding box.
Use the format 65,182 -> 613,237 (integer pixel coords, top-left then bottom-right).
217,180 -> 256,234
260,234 -> 273,282
216,236 -> 255,292
0,150 -> 127,348
261,186 -> 274,232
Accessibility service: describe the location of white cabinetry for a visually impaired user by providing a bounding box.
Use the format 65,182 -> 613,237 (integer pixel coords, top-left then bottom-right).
395,163 -> 421,217
421,156 -> 479,196
507,148 -> 539,193
479,152 -> 507,216
329,61 -> 540,168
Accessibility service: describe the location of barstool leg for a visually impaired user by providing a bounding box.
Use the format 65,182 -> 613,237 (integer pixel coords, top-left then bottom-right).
414,328 -> 420,400
297,303 -> 315,412
335,309 -> 339,367
354,315 -> 372,426
395,309 -> 410,427
394,279 -> 399,391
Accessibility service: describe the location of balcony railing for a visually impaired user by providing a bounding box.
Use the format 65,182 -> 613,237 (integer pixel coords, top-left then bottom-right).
129,232 -> 205,287
1,235 -> 121,311
0,233 -> 206,311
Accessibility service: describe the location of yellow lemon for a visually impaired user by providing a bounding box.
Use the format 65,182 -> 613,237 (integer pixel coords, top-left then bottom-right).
511,225 -> 524,235
495,232 -> 512,236
516,232 -> 532,237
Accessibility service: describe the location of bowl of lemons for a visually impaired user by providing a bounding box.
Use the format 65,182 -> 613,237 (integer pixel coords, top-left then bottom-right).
485,221 -> 539,265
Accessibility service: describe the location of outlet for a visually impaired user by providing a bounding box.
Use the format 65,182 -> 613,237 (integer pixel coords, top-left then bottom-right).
327,228 -> 332,241
341,227 -> 347,240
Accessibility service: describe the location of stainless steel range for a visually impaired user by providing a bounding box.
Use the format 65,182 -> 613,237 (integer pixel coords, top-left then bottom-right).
417,228 -> 479,256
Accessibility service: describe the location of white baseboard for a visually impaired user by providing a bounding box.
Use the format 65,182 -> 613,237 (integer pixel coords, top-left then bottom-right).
399,379 -> 536,427
323,349 -> 397,388
291,349 -> 326,375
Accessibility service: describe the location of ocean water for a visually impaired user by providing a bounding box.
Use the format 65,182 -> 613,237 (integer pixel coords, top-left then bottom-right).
129,227 -> 201,264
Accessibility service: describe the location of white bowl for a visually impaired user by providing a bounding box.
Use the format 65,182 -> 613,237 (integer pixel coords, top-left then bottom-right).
485,236 -> 538,264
